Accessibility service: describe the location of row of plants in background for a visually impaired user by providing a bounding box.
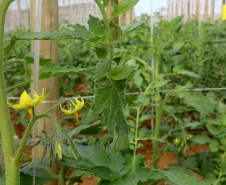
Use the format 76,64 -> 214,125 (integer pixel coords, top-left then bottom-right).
1,0 -> 226,184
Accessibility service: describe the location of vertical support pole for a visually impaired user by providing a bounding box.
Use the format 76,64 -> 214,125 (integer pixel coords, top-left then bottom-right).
31,0 -> 59,185
186,0 -> 190,21
118,0 -> 123,25
196,0 -> 200,20
181,0 -> 184,15
69,0 -> 71,23
171,0 -> 174,19
26,0 -> 30,29
175,0 -> 178,17
167,0 -> 170,21
63,0 -> 65,20
17,0 -> 21,27
204,0 -> 208,22
211,0 -> 214,23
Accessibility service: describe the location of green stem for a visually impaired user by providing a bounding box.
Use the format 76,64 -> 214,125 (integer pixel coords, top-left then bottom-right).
59,164 -> 65,185
94,0 -> 114,75
132,107 -> 140,173
153,105 -> 162,167
6,80 -> 33,92
0,0 -> 17,184
44,99 -> 71,115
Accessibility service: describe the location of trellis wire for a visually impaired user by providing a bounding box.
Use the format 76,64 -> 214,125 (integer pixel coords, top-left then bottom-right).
7,87 -> 226,103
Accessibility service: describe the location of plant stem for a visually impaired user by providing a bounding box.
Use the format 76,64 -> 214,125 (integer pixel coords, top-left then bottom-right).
6,80 -> 33,92
59,164 -> 65,185
153,105 -> 162,167
132,107 -> 140,173
0,0 -> 16,184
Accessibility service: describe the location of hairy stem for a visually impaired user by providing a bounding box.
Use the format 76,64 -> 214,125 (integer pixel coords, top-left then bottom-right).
0,0 -> 17,184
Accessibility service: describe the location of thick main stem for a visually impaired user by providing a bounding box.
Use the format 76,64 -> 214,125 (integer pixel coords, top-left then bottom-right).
153,106 -> 162,167
0,0 -> 16,185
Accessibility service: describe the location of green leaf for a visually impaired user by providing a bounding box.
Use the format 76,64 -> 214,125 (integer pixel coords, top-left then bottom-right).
153,80 -> 170,88
161,170 -> 210,185
68,121 -> 104,137
215,128 -> 226,138
133,71 -> 143,86
106,153 -> 125,173
190,133 -> 211,145
121,19 -> 143,35
206,124 -> 223,135
137,93 -> 149,106
122,154 -> 146,175
24,52 -> 55,66
103,0 -> 110,7
18,26 -> 96,41
96,60 -> 109,79
110,65 -> 135,80
104,169 -> 165,185
110,134 -> 129,154
173,42 -> 184,53
178,92 -> 213,115
20,159 -> 59,185
24,61 -> 32,80
95,46 -> 108,59
173,66 -> 201,78
88,15 -> 105,36
39,64 -> 92,79
112,0 -> 139,17
94,80 -> 128,136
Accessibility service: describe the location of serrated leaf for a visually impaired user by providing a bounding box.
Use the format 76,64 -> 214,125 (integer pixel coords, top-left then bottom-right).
104,169 -> 165,185
173,66 -> 201,78
110,134 -> 129,154
88,15 -> 105,36
112,0 -> 139,17
190,133 -> 211,145
161,170 -> 209,185
133,71 -> 143,86
95,46 -> 108,59
178,92 -> 213,115
106,153 -> 125,173
122,154 -> 146,175
103,0 -> 110,7
121,19 -> 143,35
96,60 -> 109,79
110,65 -> 135,80
68,121 -> 104,137
94,80 -> 128,136
137,93 -> 149,106
20,159 -> 59,185
24,52 -> 55,66
24,61 -> 32,80
215,128 -> 226,138
206,124 -> 223,135
39,64 -> 92,79
17,27 -> 96,41
173,43 -> 184,53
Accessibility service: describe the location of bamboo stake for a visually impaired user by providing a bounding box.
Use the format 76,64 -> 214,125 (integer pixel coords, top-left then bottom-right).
63,0 -> 65,20
211,0 -> 215,23
204,0 -> 209,22
167,0 -> 170,20
186,0 -> 190,21
181,0 -> 184,15
31,0 -> 59,184
176,0 -> 179,17
171,0 -> 174,19
69,0 -> 71,23
17,0 -> 21,27
10,3 -> 13,30
118,0 -> 123,25
196,0 -> 200,20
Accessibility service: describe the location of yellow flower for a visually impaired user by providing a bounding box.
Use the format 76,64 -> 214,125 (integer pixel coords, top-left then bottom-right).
7,89 -> 44,118
181,142 -> 185,147
13,135 -> 19,139
173,138 -> 181,146
60,97 -> 84,122
187,134 -> 193,140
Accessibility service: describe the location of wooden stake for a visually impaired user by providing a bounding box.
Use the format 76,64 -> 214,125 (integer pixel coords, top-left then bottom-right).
196,0 -> 200,20
118,0 -> 123,26
31,0 -> 59,184
69,0 -> 71,23
10,3 -> 13,31
186,0 -> 190,21
204,0 -> 209,22
181,0 -> 184,16
211,0 -> 215,23
167,0 -> 170,20
176,0 -> 179,17
17,0 -> 21,27
171,0 -> 174,19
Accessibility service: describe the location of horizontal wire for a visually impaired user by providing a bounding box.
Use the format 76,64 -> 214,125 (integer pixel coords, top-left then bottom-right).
6,87 -> 226,103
